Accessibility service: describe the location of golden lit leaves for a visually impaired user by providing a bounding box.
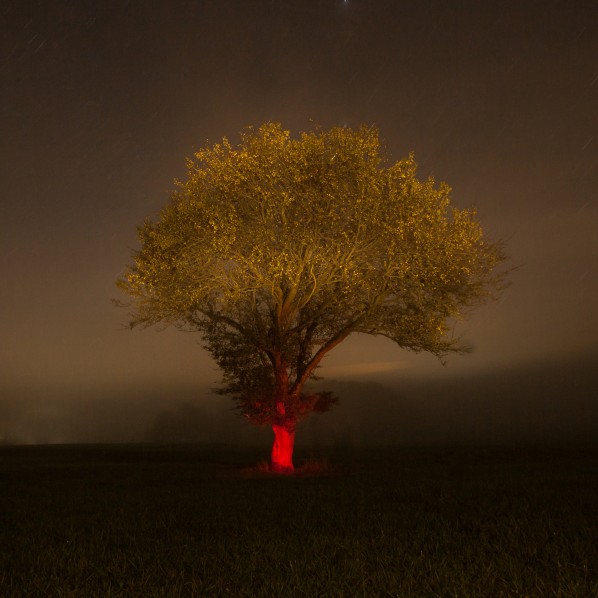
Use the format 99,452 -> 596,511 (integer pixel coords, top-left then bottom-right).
118,122 -> 507,358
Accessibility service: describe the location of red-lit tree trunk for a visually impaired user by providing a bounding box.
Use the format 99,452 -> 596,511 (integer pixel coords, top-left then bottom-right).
267,327 -> 353,473
269,357 -> 297,473
271,422 -> 296,473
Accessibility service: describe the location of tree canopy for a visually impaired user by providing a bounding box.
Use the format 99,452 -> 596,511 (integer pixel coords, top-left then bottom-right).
117,123 -> 507,469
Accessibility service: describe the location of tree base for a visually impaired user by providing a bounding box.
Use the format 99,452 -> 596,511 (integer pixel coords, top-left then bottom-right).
269,462 -> 294,474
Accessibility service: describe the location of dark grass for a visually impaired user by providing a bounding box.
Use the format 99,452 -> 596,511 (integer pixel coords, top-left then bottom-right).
1,443 -> 597,597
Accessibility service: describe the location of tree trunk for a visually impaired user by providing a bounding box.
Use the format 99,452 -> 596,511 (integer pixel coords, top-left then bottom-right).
270,424 -> 295,473
269,356 -> 296,473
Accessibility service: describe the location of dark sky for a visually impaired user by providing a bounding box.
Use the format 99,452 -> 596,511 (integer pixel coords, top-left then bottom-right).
1,0 -> 597,444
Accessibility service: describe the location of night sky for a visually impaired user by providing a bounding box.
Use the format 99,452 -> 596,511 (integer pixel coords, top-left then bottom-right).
1,1 -> 597,445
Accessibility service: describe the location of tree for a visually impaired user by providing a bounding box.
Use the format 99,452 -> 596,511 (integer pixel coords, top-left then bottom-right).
117,123 -> 508,472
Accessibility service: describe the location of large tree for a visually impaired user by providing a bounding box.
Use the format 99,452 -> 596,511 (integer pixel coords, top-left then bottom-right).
117,123 -> 507,472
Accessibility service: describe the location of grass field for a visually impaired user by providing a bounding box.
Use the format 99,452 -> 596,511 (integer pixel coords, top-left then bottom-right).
1,443 -> 596,597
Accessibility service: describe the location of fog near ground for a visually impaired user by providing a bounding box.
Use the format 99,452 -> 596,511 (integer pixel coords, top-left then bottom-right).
2,353 -> 595,448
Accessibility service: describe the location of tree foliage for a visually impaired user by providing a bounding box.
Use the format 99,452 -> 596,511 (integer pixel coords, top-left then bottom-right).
118,123 -> 507,427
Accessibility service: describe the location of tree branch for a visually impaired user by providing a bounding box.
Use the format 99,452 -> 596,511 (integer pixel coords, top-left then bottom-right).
290,316 -> 362,395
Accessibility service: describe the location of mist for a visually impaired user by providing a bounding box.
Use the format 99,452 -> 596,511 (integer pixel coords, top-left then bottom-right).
2,353 -> 595,448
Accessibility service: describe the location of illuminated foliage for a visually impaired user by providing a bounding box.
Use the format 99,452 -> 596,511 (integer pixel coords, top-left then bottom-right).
118,123 -> 507,470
